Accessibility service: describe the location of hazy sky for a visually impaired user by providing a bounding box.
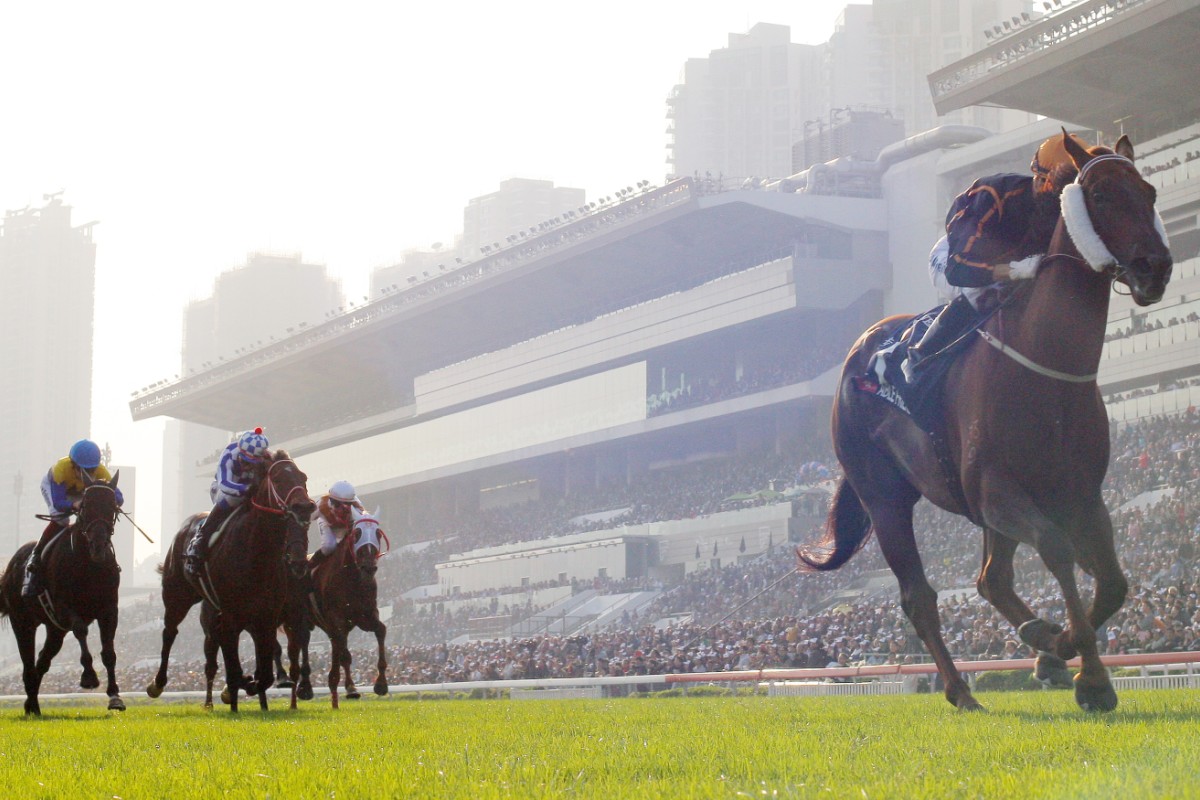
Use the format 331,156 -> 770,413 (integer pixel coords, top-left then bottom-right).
1,1 -> 850,559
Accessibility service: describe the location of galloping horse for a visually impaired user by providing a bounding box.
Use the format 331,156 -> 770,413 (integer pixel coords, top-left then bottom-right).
147,450 -> 314,711
800,134 -> 1173,712
283,508 -> 390,709
0,477 -> 124,715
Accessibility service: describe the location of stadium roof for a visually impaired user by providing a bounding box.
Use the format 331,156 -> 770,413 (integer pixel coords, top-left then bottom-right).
130,180 -> 885,436
929,0 -> 1200,141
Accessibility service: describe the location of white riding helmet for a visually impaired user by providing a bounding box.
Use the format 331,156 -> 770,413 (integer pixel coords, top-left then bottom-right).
328,480 -> 357,503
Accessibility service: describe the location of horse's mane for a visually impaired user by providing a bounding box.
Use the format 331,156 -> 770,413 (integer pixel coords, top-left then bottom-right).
1024,144 -> 1117,257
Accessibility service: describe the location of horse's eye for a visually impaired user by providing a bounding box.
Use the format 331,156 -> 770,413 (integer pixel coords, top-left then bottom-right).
1090,191 -> 1107,206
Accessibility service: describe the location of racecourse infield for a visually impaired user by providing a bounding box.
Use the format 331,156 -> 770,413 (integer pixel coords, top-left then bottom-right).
0,688 -> 1196,799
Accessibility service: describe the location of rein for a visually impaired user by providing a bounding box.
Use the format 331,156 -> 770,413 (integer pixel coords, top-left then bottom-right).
250,459 -> 310,525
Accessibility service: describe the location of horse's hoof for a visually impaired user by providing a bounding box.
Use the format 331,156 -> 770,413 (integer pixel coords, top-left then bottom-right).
146,682 -> 163,699
203,702 -> 213,711
298,685 -> 314,702
276,679 -> 295,690
1035,652 -> 1074,689
221,687 -> 232,705
107,695 -> 126,712
346,689 -> 361,700
1075,678 -> 1118,713
1017,618 -> 1063,650
80,673 -> 100,690
373,681 -> 389,696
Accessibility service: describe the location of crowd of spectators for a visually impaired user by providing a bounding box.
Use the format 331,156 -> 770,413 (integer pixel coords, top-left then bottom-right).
6,407 -> 1200,695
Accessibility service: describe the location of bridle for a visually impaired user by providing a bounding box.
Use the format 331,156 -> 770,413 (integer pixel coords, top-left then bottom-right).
71,484 -> 118,562
977,152 -> 1161,384
251,459 -> 312,528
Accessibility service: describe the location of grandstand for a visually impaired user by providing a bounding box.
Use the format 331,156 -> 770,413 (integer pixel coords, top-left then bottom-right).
127,0 -> 1200,655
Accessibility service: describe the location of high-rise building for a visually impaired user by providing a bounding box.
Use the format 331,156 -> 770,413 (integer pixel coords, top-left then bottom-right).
667,23 -> 825,183
0,195 -> 97,560
668,4 -> 1038,182
160,253 -> 344,542
461,178 -> 585,259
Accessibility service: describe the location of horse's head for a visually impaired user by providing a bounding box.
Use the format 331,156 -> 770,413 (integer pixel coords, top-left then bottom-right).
348,507 -> 387,585
1061,132 -> 1173,306
254,450 -> 316,578
76,472 -> 120,566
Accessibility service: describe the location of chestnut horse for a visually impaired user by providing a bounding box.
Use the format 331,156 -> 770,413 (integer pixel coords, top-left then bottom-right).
801,134 -> 1172,712
282,508 -> 390,708
0,477 -> 124,715
147,450 -> 314,711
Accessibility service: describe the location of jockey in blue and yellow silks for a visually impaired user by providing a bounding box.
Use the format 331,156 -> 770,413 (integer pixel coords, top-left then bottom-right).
184,428 -> 270,578
901,132 -> 1090,381
24,439 -> 125,598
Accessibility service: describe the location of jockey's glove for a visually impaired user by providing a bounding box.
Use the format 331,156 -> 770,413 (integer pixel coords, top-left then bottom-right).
995,254 -> 1043,281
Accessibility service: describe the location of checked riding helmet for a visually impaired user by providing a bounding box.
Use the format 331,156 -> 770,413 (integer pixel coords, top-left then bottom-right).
237,427 -> 269,463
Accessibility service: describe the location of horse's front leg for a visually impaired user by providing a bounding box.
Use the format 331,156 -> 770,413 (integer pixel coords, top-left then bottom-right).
976,529 -> 1071,689
96,606 -> 125,710
361,614 -> 389,695
327,625 -> 348,710
298,624 -> 314,701
70,616 -> 100,690
250,626 -> 277,711
218,627 -> 244,713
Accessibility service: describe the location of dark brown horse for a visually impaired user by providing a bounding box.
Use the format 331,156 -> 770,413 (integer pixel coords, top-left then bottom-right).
282,508 -> 390,709
801,134 -> 1173,712
147,450 -> 314,711
0,477 -> 124,715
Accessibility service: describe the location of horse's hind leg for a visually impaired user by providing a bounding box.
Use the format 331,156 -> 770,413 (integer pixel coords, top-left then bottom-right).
14,620 -> 42,716
148,588 -> 195,698
342,643 -> 360,700
871,501 -> 983,711
977,530 -> 1071,688
203,629 -> 219,710
97,606 -> 125,710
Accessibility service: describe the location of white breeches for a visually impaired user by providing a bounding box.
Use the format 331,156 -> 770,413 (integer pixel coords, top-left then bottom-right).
929,236 -> 988,310
210,481 -> 249,508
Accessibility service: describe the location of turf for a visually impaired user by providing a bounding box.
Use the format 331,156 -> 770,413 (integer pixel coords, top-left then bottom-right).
0,689 -> 1196,799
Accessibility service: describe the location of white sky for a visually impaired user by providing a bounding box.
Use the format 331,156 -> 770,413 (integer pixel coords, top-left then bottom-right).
0,1 -> 850,559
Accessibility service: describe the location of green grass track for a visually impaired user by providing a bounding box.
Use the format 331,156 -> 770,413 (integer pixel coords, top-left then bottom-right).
0,689 -> 1196,799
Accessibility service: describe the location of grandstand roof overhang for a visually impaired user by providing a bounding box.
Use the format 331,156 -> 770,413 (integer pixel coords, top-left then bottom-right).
929,0 -> 1200,141
131,183 -> 884,435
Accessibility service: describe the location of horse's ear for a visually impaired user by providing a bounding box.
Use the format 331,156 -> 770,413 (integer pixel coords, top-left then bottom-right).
110,469 -> 120,489
373,506 -> 381,519
1115,134 -> 1135,162
1062,126 -> 1092,169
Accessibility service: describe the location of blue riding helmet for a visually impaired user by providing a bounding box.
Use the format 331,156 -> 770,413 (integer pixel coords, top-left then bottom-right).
69,439 -> 102,470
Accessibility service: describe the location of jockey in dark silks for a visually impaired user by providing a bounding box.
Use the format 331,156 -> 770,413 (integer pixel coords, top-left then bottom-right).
902,132 -> 1091,382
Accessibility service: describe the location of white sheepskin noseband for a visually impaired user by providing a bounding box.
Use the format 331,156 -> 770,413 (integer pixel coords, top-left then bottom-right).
1061,153 -> 1170,272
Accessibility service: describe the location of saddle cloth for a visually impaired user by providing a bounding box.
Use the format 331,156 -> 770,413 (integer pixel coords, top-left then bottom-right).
855,305 -> 970,430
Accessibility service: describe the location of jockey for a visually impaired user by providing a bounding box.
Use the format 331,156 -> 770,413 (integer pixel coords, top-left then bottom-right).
902,132 -> 1090,382
24,439 -> 124,598
308,480 -> 365,570
184,428 -> 270,578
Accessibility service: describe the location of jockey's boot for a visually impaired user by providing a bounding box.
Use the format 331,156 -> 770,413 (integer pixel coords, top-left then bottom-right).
902,295 -> 976,383
22,520 -> 66,599
307,549 -> 330,572
185,502 -> 232,578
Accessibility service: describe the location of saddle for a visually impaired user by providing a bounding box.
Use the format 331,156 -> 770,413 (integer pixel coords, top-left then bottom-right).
856,305 -> 979,430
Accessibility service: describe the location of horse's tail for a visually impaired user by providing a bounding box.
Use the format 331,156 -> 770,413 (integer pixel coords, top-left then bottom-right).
797,477 -> 873,572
